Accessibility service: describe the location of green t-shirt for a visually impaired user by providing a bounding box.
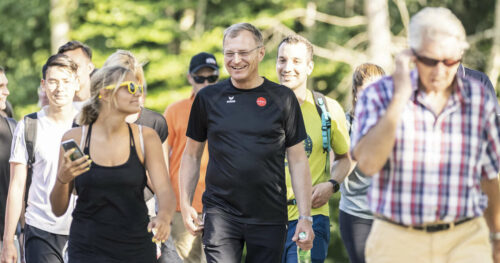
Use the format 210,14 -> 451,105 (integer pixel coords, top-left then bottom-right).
285,89 -> 350,220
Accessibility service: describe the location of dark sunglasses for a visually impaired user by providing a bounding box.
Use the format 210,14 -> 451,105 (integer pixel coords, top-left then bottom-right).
412,49 -> 461,67
192,75 -> 218,84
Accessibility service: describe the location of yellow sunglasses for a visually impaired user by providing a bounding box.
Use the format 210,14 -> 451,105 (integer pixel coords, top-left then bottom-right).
104,81 -> 143,95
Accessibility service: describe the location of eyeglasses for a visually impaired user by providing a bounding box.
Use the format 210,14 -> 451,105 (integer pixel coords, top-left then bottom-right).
192,75 -> 219,84
412,49 -> 461,67
104,81 -> 143,95
223,46 -> 262,58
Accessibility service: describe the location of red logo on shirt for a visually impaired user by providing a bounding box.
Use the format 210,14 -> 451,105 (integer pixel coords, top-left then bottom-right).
256,97 -> 267,107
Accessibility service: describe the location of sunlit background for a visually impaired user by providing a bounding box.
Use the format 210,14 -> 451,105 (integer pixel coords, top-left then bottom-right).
0,0 -> 498,261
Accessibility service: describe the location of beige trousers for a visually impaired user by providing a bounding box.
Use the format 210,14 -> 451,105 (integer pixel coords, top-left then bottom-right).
365,217 -> 493,263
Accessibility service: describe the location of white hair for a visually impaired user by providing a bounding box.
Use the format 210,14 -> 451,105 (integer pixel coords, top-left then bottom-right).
409,7 -> 469,52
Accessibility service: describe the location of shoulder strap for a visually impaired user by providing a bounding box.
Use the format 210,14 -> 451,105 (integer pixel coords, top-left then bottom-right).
5,117 -> 17,137
138,125 -> 144,158
312,91 -> 331,153
24,113 -> 38,169
80,125 -> 86,150
23,112 -> 38,208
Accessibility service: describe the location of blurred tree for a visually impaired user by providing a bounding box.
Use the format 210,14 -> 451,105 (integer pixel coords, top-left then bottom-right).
365,0 -> 392,70
488,0 -> 500,91
50,0 -> 74,53
0,0 -> 51,109
0,2 -> 499,261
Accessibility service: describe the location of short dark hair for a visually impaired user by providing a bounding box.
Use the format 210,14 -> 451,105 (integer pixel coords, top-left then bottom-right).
57,41 -> 92,60
42,54 -> 78,80
277,35 -> 314,62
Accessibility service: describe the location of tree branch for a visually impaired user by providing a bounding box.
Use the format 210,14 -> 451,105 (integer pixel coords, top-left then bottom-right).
270,8 -> 367,27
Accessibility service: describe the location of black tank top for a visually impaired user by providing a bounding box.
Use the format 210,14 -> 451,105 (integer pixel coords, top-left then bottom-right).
68,123 -> 156,262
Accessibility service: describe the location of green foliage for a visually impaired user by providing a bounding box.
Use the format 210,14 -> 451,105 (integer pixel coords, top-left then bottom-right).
0,0 -> 51,109
1,1 -> 498,261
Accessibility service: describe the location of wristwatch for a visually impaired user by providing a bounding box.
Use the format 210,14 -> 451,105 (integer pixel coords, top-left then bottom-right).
298,215 -> 313,223
490,232 -> 500,241
328,179 -> 340,193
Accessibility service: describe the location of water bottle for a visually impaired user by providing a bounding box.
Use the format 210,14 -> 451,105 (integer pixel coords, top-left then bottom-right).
297,232 -> 311,263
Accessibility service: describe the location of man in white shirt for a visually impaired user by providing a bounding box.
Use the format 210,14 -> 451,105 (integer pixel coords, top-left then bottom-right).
1,54 -> 80,263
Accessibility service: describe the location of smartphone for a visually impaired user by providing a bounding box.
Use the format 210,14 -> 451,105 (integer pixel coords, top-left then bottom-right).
61,139 -> 85,161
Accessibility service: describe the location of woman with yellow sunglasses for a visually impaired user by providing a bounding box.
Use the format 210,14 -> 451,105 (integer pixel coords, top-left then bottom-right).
50,65 -> 176,263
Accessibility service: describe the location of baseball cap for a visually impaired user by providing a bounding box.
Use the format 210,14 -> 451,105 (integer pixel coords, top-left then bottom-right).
189,52 -> 219,74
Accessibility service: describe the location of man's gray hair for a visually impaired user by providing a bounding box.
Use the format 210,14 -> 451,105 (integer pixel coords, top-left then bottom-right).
0,66 -> 4,73
409,7 -> 469,51
223,23 -> 263,47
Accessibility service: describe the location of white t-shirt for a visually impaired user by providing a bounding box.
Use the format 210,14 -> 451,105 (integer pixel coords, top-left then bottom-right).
9,108 -> 76,235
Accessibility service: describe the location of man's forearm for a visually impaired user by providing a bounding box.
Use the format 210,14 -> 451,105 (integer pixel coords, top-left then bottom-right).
3,166 -> 26,242
290,158 -> 312,217
353,95 -> 407,175
179,153 -> 202,208
481,178 -> 500,234
330,154 -> 352,183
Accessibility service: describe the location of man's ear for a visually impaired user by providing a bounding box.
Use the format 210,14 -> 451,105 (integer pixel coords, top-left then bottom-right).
258,46 -> 266,62
187,73 -> 195,86
74,76 -> 81,91
307,61 -> 314,76
88,62 -> 95,74
40,79 -> 46,91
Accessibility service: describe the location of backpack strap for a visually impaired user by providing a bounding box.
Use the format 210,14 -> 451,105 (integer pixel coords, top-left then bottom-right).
23,112 -> 38,207
312,91 -> 331,153
24,113 -> 38,171
5,117 -> 17,137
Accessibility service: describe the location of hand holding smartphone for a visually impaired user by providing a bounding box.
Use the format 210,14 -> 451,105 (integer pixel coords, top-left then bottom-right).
62,139 -> 92,169
62,139 -> 85,161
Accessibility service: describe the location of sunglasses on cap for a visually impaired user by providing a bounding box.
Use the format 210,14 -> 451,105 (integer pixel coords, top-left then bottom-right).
192,75 -> 218,84
104,81 -> 143,95
412,49 -> 461,67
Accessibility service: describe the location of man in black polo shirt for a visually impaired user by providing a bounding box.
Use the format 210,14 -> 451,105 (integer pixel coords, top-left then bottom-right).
179,23 -> 314,262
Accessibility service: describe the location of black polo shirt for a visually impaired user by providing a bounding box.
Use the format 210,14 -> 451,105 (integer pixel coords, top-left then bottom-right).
187,77 -> 306,224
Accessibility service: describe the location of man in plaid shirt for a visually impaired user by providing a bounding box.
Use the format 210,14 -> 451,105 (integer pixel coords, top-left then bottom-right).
351,7 -> 500,263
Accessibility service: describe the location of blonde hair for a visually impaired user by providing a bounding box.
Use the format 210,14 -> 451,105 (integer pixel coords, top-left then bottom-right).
351,63 -> 385,115
79,66 -> 132,125
102,50 -> 147,92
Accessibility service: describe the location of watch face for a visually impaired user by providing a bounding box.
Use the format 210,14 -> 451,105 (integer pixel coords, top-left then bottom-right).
330,179 -> 340,193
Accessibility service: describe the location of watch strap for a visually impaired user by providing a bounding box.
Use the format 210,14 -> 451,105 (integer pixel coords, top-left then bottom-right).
490,232 -> 500,241
298,215 -> 313,223
328,179 -> 340,193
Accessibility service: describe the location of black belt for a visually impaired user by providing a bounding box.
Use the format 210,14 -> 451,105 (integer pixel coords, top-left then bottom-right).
287,199 -> 297,206
377,217 -> 474,233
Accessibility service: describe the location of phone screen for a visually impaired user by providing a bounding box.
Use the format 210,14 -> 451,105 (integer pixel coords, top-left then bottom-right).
61,139 -> 85,161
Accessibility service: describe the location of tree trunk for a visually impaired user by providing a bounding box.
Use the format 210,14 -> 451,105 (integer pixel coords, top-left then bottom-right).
345,0 -> 354,16
365,0 -> 392,71
50,0 -> 71,53
487,0 -> 500,93
195,0 -> 207,37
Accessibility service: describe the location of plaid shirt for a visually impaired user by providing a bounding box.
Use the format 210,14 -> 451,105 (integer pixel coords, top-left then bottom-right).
351,69 -> 500,226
